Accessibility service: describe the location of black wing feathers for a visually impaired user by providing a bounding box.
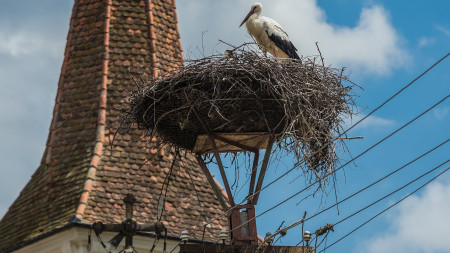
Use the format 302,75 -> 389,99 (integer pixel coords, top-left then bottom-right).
266,30 -> 300,59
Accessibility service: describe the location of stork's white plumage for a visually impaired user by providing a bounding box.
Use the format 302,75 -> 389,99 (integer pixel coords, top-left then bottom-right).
240,2 -> 300,60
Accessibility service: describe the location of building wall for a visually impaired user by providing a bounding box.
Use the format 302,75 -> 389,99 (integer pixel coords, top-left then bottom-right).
14,227 -> 180,253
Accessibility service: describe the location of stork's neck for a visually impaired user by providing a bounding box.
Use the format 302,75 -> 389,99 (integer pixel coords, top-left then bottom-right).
248,12 -> 260,22
245,12 -> 261,30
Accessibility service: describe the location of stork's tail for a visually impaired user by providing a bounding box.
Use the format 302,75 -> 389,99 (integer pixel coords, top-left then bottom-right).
290,50 -> 301,60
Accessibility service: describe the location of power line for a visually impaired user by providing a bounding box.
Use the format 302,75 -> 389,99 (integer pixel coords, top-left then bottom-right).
150,152 -> 179,253
228,95 -> 449,234
319,163 -> 450,252
344,52 -> 449,134
298,160 -> 450,249
304,138 -> 449,222
259,139 -> 448,244
334,159 -> 449,227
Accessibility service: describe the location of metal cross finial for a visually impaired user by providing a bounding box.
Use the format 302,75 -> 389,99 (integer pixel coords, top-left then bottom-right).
123,193 -> 137,220
89,194 -> 166,252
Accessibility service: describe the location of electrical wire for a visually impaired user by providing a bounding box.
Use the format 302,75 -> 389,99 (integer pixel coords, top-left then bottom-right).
335,159 -> 449,227
344,52 -> 449,134
319,164 -> 450,252
294,160 -> 449,249
151,151 -> 179,253
304,138 -> 449,222
262,139 -> 448,245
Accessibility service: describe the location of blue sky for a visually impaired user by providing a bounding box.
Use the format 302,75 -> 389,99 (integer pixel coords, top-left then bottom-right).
0,0 -> 449,252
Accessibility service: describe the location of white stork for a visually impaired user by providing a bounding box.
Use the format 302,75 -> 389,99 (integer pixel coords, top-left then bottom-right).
239,2 -> 300,60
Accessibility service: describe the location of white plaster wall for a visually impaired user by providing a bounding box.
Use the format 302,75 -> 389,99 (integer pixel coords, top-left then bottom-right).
13,227 -> 180,253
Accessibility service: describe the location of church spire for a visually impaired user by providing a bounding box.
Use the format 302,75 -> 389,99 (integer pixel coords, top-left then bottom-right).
0,1 -> 226,251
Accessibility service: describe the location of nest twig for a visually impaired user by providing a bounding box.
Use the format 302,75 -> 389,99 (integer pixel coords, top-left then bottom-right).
123,44 -> 355,187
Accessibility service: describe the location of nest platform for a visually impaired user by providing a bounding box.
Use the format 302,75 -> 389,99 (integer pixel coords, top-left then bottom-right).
126,48 -> 354,174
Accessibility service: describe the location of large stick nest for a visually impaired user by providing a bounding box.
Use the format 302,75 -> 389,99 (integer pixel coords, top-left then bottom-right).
124,46 -> 355,178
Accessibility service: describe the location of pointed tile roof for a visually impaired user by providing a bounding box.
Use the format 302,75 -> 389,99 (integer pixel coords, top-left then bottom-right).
0,0 -> 228,251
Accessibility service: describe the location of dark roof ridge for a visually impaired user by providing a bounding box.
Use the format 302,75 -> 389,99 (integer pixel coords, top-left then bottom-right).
73,0 -> 111,221
147,0 -> 159,78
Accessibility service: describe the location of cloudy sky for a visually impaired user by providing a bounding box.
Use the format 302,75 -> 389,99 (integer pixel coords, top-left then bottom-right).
1,0 -> 449,252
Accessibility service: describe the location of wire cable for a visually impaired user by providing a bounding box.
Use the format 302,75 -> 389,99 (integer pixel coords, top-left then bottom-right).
345,52 -> 449,134
151,152 -> 179,253
319,163 -> 449,252
335,159 -> 449,227
263,139 -> 448,245
295,160 -> 449,249
304,138 -> 449,222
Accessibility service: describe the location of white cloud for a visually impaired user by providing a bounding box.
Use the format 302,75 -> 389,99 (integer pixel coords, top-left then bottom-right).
0,31 -> 35,56
418,37 -> 435,48
433,107 -> 449,120
178,0 -> 410,76
0,30 -> 62,57
435,24 -> 450,38
361,174 -> 450,253
273,1 -> 410,75
343,113 -> 395,131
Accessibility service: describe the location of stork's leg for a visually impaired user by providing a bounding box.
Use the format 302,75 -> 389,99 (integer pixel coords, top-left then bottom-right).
272,46 -> 276,57
263,49 -> 268,57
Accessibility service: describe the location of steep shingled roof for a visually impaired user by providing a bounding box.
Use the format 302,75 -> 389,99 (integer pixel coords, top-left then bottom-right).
0,0 -> 228,251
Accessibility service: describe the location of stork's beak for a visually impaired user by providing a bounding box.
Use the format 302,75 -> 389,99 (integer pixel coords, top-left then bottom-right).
239,10 -> 254,27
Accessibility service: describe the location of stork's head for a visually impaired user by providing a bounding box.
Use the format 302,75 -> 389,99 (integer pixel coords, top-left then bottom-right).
239,2 -> 263,27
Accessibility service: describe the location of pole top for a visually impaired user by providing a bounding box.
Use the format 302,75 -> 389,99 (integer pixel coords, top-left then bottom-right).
123,194 -> 137,205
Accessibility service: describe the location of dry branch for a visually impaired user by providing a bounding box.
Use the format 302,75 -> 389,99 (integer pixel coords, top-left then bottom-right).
123,45 -> 355,186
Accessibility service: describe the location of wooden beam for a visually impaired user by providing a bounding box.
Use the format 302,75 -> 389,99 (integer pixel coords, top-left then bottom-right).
247,151 -> 259,204
209,136 -> 236,206
193,133 -> 274,154
196,155 -> 229,211
212,134 -> 259,153
254,133 -> 270,149
252,135 -> 275,205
